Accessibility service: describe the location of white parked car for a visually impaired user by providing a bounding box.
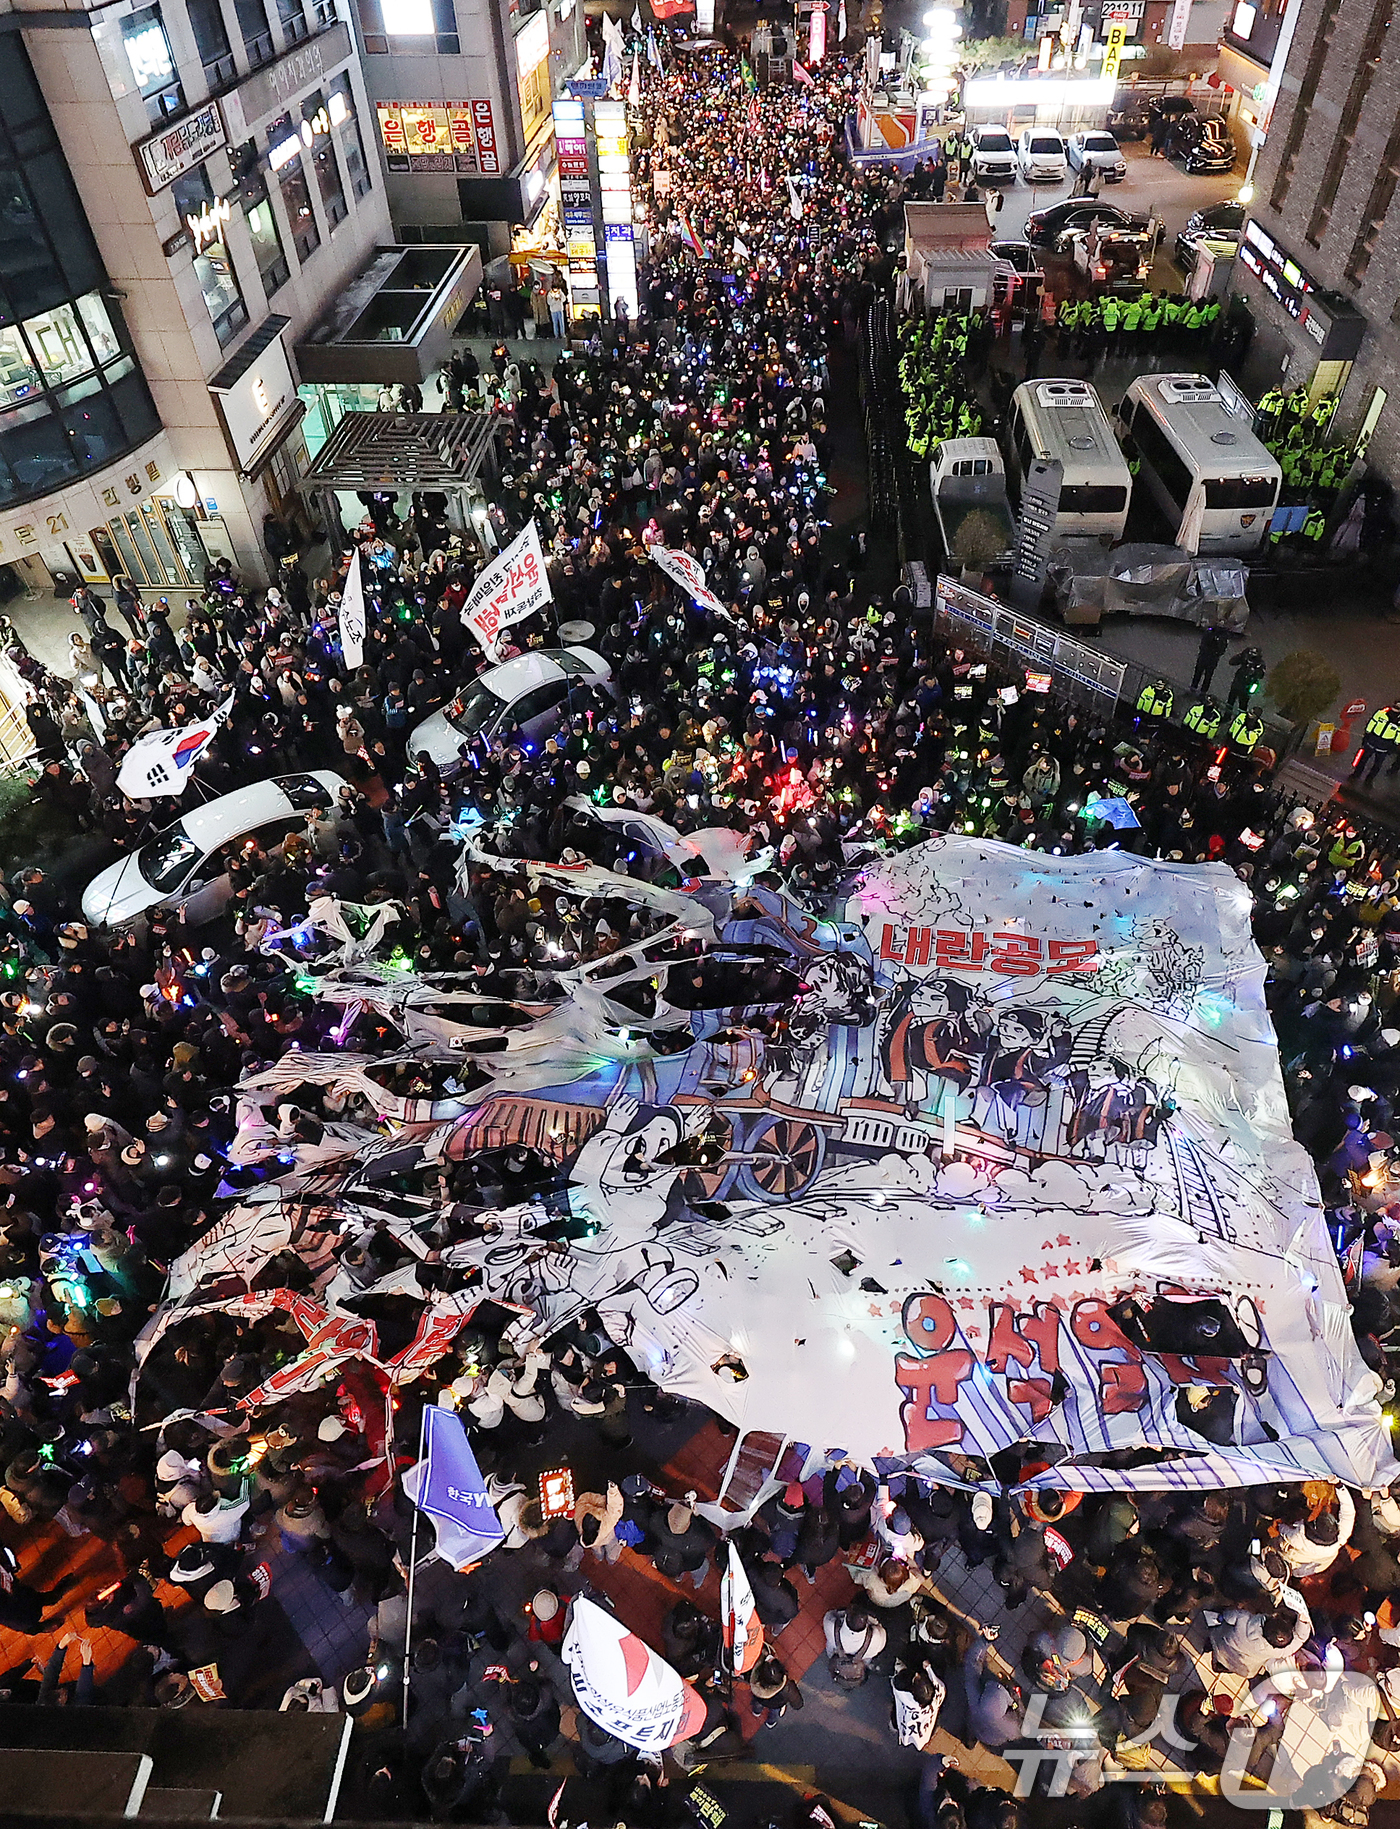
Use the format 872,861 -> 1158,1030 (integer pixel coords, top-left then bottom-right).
410,646 -> 615,774
81,770 -> 347,928
1066,130 -> 1127,181
970,126 -> 1018,186
1017,128 -> 1069,184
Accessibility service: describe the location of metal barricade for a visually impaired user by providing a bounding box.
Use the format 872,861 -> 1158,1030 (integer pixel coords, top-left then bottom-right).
934,574 -> 1128,711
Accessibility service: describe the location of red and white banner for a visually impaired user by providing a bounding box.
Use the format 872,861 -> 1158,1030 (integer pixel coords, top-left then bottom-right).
721,1543 -> 764,1674
650,546 -> 729,619
339,551 -> 367,670
461,519 -> 552,659
387,1303 -> 478,1378
562,1597 -> 709,1749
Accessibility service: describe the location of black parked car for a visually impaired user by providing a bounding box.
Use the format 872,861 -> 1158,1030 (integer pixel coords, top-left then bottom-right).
1108,90 -> 1196,140
1170,114 -> 1237,173
1174,200 -> 1246,266
1023,198 -> 1146,248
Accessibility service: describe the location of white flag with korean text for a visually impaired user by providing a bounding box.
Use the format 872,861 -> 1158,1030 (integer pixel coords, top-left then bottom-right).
339,551 -> 367,670
460,519 -> 553,659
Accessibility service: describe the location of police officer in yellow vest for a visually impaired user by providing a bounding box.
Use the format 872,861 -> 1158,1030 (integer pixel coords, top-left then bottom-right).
1329,827 -> 1365,870
1227,706 -> 1263,753
1352,704 -> 1400,784
1136,679 -> 1173,721
1182,697 -> 1222,740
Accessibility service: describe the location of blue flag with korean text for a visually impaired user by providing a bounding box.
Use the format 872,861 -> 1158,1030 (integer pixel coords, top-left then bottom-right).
402,1405 -> 503,1569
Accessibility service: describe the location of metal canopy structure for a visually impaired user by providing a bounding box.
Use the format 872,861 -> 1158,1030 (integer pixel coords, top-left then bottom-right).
303,411 -> 499,492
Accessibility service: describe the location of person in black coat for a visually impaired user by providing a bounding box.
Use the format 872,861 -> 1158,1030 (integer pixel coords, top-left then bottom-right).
825,1465 -> 877,1548
507,1677 -> 561,1769
745,1553 -> 801,1630
0,1571 -> 76,1635
793,1497 -> 841,1585
650,1501 -> 717,1587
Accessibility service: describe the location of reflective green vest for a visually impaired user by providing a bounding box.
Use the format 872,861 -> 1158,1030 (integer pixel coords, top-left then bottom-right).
1140,298 -> 1162,332
1330,835 -> 1365,869
1183,699 -> 1222,738
1303,508 -> 1327,542
1102,298 -> 1121,331
1136,681 -> 1173,717
1122,299 -> 1143,331
1228,709 -> 1263,752
1366,706 -> 1400,744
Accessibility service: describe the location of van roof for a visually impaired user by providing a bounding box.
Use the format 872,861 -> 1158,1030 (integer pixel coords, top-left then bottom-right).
1013,378 -> 1129,475
1130,374 -> 1281,473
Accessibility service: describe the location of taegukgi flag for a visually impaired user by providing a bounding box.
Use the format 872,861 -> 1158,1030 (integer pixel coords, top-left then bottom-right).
115,696 -> 233,797
460,518 -> 552,659
401,1404 -> 504,1570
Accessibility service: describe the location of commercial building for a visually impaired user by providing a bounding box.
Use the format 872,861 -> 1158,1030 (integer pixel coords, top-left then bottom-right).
1231,0 -> 1398,474
1215,0 -> 1303,163
0,0 -> 397,595
355,0 -> 585,257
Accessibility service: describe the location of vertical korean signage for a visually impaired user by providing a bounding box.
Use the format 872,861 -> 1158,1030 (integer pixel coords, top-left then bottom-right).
553,97 -> 599,313
374,99 -> 496,173
594,99 -> 636,320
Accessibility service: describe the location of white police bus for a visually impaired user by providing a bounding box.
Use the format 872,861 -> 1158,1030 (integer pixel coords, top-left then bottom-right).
1117,373 -> 1281,556
1005,379 -> 1133,542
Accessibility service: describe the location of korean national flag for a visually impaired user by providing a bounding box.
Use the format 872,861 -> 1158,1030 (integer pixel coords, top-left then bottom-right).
402,1406 -> 504,1570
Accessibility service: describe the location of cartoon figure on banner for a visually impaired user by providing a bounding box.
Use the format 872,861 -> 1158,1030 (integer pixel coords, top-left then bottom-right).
879,975 -> 986,1119
566,1093 -> 716,1245
1063,1054 -> 1152,1164
975,1006 -> 1071,1148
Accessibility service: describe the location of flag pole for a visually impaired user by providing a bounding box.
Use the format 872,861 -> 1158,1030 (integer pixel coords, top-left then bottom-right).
400,1403 -> 424,1727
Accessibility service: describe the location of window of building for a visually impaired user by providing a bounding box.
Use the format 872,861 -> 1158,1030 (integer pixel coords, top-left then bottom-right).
302,89 -> 347,227
172,165 -> 248,346
0,39 -> 161,510
268,111 -> 321,262
23,303 -> 92,386
355,0 -> 456,55
328,75 -> 372,199
0,328 -> 39,409
276,0 -> 310,42
121,7 -> 185,125
243,188 -> 290,296
233,0 -> 275,68
514,11 -> 551,143
1306,0 -> 1395,248
188,0 -> 237,89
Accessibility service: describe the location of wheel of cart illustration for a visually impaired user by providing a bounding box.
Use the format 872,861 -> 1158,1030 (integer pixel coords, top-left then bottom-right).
680,1109 -> 738,1201
737,1114 -> 827,1200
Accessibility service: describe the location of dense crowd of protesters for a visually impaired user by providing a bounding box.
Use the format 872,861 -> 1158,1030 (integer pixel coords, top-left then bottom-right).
0,37 -> 1395,1829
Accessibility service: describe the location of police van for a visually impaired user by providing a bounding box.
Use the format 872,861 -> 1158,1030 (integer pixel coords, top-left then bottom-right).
1004,378 -> 1134,542
1116,374 -> 1281,556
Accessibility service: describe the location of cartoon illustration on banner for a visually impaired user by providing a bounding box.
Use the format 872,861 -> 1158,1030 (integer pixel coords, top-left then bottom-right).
133,833 -> 1397,1495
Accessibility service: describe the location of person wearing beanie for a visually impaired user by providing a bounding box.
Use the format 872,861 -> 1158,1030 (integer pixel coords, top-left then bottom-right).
650,1500 -> 718,1587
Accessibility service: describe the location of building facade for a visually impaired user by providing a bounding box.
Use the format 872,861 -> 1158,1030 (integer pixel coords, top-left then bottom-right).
355,0 -> 584,257
0,0 -> 391,596
1234,0 -> 1400,478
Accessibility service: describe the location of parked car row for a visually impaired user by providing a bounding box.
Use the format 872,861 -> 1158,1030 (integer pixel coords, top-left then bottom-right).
963,100 -> 1235,187
967,126 -> 1128,186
